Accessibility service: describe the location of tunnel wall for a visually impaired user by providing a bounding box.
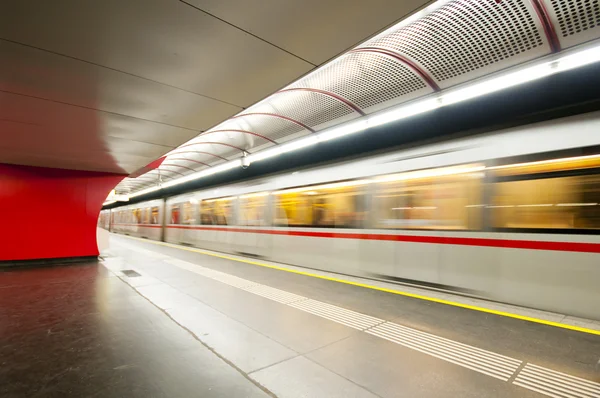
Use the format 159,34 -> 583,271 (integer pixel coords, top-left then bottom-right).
0,163 -> 123,262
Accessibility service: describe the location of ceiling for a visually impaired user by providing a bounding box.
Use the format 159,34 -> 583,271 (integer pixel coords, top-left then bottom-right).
3,1 -> 600,198
0,0 -> 429,175
109,0 -> 600,195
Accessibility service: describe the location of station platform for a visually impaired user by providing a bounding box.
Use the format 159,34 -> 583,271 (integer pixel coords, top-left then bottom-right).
2,234 -> 600,398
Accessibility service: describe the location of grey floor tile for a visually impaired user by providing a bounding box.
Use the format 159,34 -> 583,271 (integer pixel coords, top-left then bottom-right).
167,302 -> 297,373
251,356 -> 378,398
306,332 -> 539,398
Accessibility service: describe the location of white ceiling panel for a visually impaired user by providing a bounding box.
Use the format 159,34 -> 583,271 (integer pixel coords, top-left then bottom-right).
0,0 -> 314,107
185,0 -> 431,65
0,40 -> 243,131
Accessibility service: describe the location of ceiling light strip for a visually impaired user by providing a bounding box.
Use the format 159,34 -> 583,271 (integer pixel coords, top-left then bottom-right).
122,41 -> 600,201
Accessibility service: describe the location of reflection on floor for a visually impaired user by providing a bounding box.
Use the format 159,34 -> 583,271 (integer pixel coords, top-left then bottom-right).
2,234 -> 600,398
0,260 -> 269,398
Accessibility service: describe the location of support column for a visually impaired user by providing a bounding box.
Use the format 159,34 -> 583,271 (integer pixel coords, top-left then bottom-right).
0,163 -> 123,262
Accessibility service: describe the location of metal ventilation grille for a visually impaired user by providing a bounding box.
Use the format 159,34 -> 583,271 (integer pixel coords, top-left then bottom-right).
118,0 -> 600,196
194,129 -> 275,148
191,131 -> 257,150
218,117 -> 306,142
178,142 -> 242,160
547,0 -> 600,48
289,52 -> 432,113
362,0 -> 547,88
243,90 -> 357,130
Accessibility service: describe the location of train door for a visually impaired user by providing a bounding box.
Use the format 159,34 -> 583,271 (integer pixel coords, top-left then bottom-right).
235,193 -> 271,257
181,200 -> 198,245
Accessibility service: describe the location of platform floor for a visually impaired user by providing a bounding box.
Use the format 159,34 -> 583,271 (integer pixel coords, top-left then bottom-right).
2,234 -> 600,398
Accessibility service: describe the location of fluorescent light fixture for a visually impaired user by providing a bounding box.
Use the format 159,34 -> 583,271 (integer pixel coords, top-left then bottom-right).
367,98 -> 441,128
280,135 -> 319,153
162,159 -> 242,188
318,119 -> 369,142
555,44 -> 600,72
124,40 -> 600,200
129,185 -> 161,198
247,146 -> 282,163
516,204 -> 553,207
441,63 -> 555,105
442,42 -> 600,106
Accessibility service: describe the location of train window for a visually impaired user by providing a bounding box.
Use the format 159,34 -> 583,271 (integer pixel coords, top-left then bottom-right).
201,198 -> 234,225
150,207 -> 159,224
239,193 -> 268,226
132,208 -> 141,224
182,202 -> 196,225
274,183 -> 367,228
373,165 -> 483,230
490,174 -> 600,230
142,208 -> 150,225
170,205 -> 180,224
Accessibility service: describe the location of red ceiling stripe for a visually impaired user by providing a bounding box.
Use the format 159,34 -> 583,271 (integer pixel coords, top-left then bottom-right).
166,150 -> 228,161
201,129 -> 278,144
277,88 -> 366,116
176,141 -> 247,152
166,157 -> 212,167
350,47 -> 441,91
161,163 -> 196,172
232,113 -> 316,133
530,0 -> 561,53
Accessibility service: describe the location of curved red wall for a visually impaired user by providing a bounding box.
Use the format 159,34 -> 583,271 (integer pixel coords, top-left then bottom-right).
0,164 -> 123,261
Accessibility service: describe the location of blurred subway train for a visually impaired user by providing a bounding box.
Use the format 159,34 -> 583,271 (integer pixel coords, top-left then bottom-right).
101,112 -> 600,320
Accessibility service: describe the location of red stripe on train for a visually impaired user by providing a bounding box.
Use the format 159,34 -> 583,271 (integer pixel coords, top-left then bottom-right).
111,224 -> 600,253
156,225 -> 600,254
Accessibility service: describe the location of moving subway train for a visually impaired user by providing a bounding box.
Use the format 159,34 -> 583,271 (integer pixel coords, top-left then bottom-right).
102,112 -> 600,320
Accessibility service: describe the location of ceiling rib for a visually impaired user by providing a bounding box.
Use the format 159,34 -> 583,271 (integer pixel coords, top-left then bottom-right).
530,0 -> 561,52
160,163 -> 197,172
154,168 -> 187,177
166,157 -> 213,167
232,113 -> 315,133
112,0 -> 600,198
176,141 -> 248,152
349,47 -> 440,91
166,151 -> 229,161
199,129 -> 278,144
277,88 -> 365,116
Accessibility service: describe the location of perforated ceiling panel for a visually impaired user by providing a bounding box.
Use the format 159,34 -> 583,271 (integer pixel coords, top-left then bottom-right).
360,0 -> 548,89
117,0 -> 600,197
545,0 -> 600,48
241,90 -> 359,131
219,116 -> 307,143
288,52 -> 433,113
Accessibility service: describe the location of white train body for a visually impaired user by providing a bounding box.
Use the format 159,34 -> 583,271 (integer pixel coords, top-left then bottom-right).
101,111 -> 600,320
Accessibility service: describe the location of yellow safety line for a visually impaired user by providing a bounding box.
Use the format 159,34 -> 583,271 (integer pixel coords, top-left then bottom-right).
117,234 -> 600,336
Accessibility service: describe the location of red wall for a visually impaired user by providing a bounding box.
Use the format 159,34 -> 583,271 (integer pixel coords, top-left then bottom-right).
0,164 -> 123,261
